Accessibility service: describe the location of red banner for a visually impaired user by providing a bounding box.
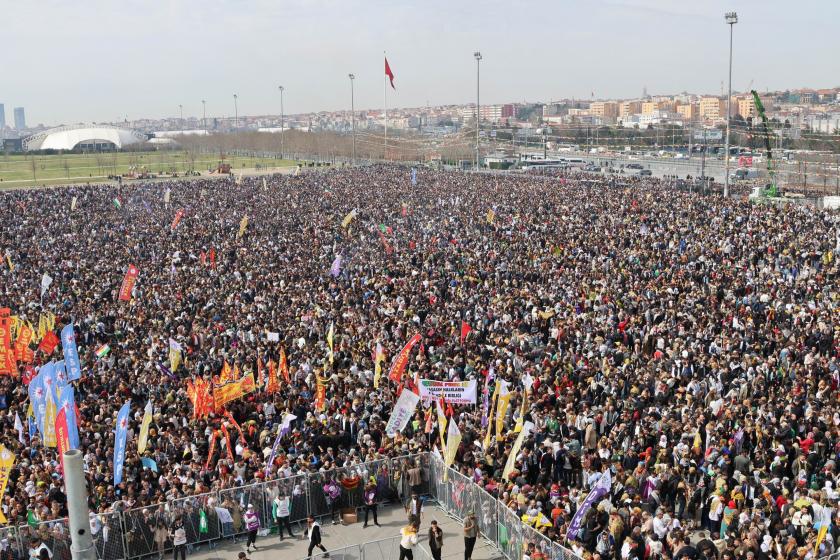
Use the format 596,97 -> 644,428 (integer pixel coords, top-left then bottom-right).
171,208 -> 185,231
14,323 -> 34,364
266,360 -> 279,395
0,309 -> 15,375
38,331 -> 60,355
205,431 -> 217,470
213,371 -> 256,410
55,408 -> 71,474
221,424 -> 233,461
387,334 -> 421,383
118,264 -> 140,302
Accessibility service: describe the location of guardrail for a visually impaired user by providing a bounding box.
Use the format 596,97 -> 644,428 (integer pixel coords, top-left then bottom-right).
2,454 -> 428,560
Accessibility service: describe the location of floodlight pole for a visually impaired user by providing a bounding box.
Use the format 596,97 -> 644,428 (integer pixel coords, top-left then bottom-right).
64,450 -> 96,560
723,11 -> 737,198
349,74 -> 356,166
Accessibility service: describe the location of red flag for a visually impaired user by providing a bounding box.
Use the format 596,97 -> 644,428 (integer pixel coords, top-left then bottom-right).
38,331 -> 60,355
279,346 -> 291,383
56,408 -> 71,473
22,366 -> 36,385
200,251 -> 206,266
460,321 -> 472,344
387,333 -> 421,383
171,208 -> 185,231
378,230 -> 393,255
385,56 -> 395,89
118,264 -> 139,301
209,248 -> 216,269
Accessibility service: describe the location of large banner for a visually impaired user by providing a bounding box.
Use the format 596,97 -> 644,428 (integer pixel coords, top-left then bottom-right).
418,379 -> 478,405
213,371 -> 256,410
385,389 -> 420,437
0,445 -> 15,523
118,264 -> 139,302
387,333 -> 421,383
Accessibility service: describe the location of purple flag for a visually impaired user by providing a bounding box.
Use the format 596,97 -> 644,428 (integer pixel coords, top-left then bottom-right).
566,469 -> 611,540
330,255 -> 342,277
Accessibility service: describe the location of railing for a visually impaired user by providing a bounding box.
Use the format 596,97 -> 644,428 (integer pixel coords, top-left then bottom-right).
2,454 -> 427,560
302,535 -> 403,560
428,454 -> 581,560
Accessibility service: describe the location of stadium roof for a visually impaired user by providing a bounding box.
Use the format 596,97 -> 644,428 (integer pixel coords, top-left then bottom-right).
23,124 -> 147,151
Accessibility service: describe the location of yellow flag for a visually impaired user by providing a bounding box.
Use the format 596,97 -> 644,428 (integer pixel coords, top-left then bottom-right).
137,401 -> 153,454
238,215 -> 249,238
0,445 -> 16,524
25,320 -> 39,344
373,342 -> 385,389
8,316 -> 20,341
169,347 -> 181,373
514,389 -> 528,433
5,255 -> 13,273
495,380 -> 512,436
327,323 -> 335,365
37,314 -> 48,342
442,418 -> 462,482
503,421 -> 534,481
486,209 -> 496,224
341,209 -> 357,229
45,311 -> 55,332
44,395 -> 57,448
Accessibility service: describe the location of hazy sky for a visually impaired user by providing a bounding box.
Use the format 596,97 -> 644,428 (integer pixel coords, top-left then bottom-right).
4,0 -> 839,127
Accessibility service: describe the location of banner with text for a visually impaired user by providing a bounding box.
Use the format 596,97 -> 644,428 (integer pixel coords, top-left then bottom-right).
418,379 -> 478,405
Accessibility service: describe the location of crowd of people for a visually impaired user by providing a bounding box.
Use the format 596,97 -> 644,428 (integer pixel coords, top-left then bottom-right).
0,165 -> 839,560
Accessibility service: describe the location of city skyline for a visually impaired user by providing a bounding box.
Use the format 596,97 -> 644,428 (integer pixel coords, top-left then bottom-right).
4,0 -> 840,126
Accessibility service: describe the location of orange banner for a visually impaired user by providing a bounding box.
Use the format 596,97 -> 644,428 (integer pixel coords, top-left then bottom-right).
266,360 -> 279,395
387,334 -> 421,383
14,322 -> 34,364
279,347 -> 291,383
214,371 -> 256,410
118,264 -> 139,302
186,378 -> 215,419
0,309 -> 15,376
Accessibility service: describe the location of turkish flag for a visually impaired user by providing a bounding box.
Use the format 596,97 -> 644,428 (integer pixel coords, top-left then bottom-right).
460,321 -> 472,344
385,56 -> 395,89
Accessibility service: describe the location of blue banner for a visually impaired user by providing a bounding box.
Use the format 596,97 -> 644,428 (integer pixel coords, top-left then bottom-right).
28,369 -> 48,437
113,401 -> 131,486
40,362 -> 59,404
28,416 -> 37,442
61,325 -> 82,382
411,167 -> 417,186
141,457 -> 158,473
55,360 -> 69,388
57,385 -> 80,450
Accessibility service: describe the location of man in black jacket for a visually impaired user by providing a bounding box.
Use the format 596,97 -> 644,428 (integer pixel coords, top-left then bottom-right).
305,515 -> 329,558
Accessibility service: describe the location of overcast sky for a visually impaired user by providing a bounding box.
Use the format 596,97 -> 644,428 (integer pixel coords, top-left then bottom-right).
4,0 -> 839,127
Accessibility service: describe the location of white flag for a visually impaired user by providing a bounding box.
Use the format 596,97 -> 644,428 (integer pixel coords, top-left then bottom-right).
164,188 -> 171,204
40,273 -> 53,299
70,196 -> 78,211
14,412 -> 25,444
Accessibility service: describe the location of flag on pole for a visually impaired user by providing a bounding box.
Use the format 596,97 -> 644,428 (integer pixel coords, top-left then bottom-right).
40,273 -> 53,300
70,196 -> 78,211
327,323 -> 335,365
279,346 -> 290,383
14,412 -> 25,445
0,446 -> 15,524
238,215 -> 249,238
61,324 -> 82,382
169,338 -> 182,373
94,344 -> 111,359
341,209 -> 357,229
113,197 -> 122,210
373,342 -> 385,388
330,255 -> 342,278
566,470 -> 612,540
137,400 -> 153,454
55,407 -> 71,473
118,264 -> 140,301
387,334 -> 421,383
442,417 -> 462,481
113,401 -> 131,486
385,56 -> 396,89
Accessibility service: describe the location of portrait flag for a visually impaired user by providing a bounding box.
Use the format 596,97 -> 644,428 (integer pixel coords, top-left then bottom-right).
137,400 -> 153,454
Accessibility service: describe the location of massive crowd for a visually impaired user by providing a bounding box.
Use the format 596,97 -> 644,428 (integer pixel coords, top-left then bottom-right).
0,166 -> 839,560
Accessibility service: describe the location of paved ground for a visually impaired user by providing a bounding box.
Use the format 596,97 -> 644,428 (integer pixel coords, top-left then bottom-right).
188,504 -> 500,560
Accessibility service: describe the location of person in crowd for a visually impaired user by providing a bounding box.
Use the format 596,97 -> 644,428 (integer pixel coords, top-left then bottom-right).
243,504 -> 260,553
362,477 -> 379,528
428,520 -> 444,560
464,511 -> 478,560
170,519 -> 186,560
398,522 -> 419,560
272,493 -> 294,540
305,515 -> 328,558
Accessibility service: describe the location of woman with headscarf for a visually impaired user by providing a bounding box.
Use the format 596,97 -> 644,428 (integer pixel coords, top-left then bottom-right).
720,500 -> 737,539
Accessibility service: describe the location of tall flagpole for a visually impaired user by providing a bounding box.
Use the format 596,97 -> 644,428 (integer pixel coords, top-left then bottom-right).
384,51 -> 388,159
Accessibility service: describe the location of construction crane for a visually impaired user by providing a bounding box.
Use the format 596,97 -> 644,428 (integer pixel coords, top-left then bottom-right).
751,89 -> 778,197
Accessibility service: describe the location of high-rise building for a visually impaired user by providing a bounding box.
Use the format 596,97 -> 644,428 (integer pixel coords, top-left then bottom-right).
0,104 -> 5,129
13,107 -> 26,130
699,97 -> 725,120
620,101 -> 642,119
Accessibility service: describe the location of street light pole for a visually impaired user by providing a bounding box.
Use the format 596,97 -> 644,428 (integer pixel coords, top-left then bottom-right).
349,74 -> 356,166
474,51 -> 482,169
723,11 -> 738,198
202,100 -> 206,135
233,94 -> 239,130
278,86 -> 285,159
179,104 -> 183,129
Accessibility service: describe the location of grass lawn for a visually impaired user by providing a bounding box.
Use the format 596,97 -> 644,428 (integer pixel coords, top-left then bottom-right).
0,151 -> 296,189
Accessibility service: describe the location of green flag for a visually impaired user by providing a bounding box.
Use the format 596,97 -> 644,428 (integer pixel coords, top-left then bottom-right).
27,510 -> 38,527
199,510 -> 208,534
498,523 -> 508,547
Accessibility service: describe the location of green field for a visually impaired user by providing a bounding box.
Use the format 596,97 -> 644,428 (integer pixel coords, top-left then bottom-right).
0,151 -> 296,189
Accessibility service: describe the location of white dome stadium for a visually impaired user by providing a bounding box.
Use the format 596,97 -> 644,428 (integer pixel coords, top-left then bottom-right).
23,125 -> 147,152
